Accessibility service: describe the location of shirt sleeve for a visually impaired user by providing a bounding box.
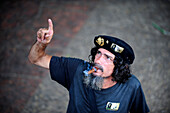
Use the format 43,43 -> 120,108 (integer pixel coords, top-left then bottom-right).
130,85 -> 150,113
49,56 -> 84,90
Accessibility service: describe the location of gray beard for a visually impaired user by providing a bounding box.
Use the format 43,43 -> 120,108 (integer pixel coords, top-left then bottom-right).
83,74 -> 104,91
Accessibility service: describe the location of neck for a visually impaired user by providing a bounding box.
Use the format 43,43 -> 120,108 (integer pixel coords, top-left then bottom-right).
102,76 -> 117,89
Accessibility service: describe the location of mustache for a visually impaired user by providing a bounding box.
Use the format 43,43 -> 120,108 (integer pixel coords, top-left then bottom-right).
91,63 -> 104,72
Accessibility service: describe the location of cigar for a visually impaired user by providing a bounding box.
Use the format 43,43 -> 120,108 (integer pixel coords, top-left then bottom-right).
88,67 -> 99,74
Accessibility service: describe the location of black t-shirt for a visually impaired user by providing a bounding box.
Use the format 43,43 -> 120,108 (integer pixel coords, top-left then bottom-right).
50,56 -> 150,113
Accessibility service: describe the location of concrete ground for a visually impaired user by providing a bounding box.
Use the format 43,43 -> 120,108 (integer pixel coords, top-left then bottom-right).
0,0 -> 170,113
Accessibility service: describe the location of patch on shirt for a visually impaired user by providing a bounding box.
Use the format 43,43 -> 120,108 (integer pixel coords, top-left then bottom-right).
106,102 -> 120,111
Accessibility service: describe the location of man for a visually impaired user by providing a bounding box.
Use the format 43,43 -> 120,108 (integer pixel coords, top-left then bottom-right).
28,19 -> 150,113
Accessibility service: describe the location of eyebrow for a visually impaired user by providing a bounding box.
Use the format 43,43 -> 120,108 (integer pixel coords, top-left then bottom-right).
104,54 -> 113,60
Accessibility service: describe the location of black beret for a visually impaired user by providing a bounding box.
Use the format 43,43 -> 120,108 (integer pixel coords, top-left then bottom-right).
94,35 -> 135,64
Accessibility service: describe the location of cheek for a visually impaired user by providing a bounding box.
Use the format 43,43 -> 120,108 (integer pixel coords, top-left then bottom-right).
104,64 -> 115,75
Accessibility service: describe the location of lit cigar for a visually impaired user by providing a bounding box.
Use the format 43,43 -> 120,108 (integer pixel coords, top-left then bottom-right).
88,67 -> 99,74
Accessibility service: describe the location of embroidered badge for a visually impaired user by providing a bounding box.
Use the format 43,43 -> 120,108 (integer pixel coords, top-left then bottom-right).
110,43 -> 124,53
106,102 -> 120,111
96,37 -> 104,46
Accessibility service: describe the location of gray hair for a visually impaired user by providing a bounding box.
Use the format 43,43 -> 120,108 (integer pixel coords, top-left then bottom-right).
83,74 -> 104,90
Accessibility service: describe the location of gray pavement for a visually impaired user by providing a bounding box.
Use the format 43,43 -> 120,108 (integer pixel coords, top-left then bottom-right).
0,0 -> 170,113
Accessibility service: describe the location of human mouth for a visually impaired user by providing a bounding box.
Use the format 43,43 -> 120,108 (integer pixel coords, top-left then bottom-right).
86,65 -> 103,75
93,64 -> 103,72
87,67 -> 98,74
89,64 -> 103,76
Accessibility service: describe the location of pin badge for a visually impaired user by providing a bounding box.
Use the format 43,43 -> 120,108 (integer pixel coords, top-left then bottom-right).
106,102 -> 120,111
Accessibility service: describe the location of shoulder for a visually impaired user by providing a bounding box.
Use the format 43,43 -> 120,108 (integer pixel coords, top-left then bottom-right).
126,75 -> 141,89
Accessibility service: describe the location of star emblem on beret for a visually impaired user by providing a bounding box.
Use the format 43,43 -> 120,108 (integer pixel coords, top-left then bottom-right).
106,40 -> 109,44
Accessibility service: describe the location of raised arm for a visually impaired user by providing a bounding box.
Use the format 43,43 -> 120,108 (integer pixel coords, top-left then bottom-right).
28,19 -> 54,69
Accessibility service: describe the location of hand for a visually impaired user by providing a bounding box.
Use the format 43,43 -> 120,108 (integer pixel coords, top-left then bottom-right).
37,19 -> 54,44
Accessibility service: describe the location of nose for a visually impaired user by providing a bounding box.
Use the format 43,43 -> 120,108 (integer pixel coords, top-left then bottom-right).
95,55 -> 104,64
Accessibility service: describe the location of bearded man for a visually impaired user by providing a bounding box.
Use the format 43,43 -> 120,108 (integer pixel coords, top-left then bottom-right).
28,19 -> 150,113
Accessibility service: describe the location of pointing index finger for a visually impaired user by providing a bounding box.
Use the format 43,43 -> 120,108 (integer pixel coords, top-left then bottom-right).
48,19 -> 53,31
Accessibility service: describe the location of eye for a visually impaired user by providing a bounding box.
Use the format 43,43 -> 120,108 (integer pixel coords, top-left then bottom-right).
106,56 -> 111,60
105,55 -> 113,61
97,51 -> 101,55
